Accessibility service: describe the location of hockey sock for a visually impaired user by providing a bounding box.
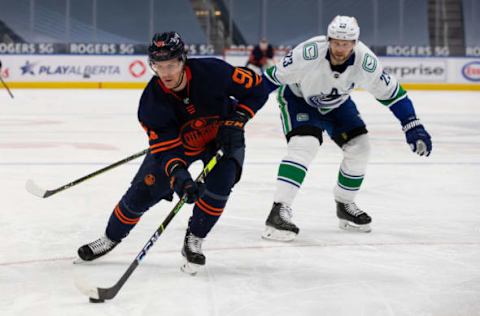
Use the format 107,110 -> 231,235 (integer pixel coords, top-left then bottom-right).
274,135 -> 318,206
189,159 -> 237,238
334,134 -> 370,203
105,201 -> 142,242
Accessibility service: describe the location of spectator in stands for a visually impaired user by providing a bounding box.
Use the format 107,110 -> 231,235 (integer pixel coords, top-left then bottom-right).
246,38 -> 275,74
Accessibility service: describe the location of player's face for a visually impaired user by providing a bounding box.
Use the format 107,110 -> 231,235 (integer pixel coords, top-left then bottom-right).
151,59 -> 184,89
329,39 -> 355,64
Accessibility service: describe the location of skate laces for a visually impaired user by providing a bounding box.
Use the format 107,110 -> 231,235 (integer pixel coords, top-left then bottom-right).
279,204 -> 294,223
344,203 -> 364,216
89,236 -> 116,254
187,233 -> 203,253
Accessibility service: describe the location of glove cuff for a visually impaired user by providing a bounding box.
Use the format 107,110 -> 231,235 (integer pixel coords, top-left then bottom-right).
402,118 -> 422,133
234,110 -> 250,122
221,110 -> 249,129
235,104 -> 255,119
167,160 -> 187,178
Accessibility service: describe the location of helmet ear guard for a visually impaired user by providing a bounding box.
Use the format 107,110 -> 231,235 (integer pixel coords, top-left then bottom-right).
327,15 -> 360,42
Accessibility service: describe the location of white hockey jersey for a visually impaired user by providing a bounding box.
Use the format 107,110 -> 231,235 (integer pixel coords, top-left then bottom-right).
264,36 -> 404,114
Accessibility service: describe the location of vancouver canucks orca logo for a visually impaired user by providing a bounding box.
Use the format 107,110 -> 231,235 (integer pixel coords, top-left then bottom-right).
308,88 -> 343,108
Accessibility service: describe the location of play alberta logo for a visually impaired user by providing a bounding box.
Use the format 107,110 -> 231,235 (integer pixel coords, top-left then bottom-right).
462,61 -> 480,82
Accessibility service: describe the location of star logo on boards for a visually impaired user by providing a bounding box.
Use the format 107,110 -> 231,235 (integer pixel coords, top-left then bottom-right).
20,61 -> 38,75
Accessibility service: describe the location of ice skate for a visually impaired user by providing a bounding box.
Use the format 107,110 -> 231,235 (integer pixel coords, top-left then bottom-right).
180,229 -> 205,276
77,235 -> 119,262
336,201 -> 372,233
262,202 -> 299,241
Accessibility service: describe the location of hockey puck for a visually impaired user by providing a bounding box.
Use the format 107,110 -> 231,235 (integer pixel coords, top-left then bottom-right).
89,297 -> 105,303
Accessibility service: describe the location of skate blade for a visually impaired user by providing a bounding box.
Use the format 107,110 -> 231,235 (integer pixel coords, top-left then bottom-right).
180,261 -> 203,276
339,219 -> 371,233
261,226 -> 297,241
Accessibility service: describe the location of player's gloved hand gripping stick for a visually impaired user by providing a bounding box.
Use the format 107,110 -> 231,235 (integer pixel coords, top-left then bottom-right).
169,164 -> 206,203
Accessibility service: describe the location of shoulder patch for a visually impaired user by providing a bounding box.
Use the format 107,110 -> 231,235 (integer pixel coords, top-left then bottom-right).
362,53 -> 377,73
303,43 -> 318,60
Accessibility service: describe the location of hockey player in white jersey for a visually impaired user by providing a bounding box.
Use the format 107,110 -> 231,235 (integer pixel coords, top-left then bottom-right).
262,16 -> 432,240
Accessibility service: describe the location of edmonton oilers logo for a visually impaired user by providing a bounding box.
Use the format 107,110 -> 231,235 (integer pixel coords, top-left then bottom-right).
462,61 -> 480,82
181,117 -> 220,150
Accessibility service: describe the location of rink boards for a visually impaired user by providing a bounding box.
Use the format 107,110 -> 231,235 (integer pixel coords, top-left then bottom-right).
0,54 -> 479,90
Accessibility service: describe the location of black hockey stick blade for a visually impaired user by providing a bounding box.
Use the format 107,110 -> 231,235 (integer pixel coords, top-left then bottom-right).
74,150 -> 223,302
25,149 -> 148,198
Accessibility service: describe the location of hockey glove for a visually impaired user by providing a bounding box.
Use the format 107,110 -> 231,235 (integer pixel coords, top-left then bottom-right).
216,111 -> 248,158
170,165 -> 205,204
402,118 -> 432,157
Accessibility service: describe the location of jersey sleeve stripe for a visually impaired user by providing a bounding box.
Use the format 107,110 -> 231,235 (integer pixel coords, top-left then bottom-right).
377,84 -> 408,107
265,66 -> 282,86
150,142 -> 182,154
388,82 -> 400,99
237,103 -> 255,118
150,137 -> 182,149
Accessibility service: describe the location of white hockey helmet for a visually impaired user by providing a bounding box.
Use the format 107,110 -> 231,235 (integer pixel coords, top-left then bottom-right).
327,15 -> 360,42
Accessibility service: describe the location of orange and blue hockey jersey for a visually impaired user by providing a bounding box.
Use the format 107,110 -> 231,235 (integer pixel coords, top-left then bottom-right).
138,57 -> 269,177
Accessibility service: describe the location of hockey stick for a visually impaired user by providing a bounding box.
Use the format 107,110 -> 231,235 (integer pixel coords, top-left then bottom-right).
0,60 -> 14,99
26,148 -> 148,198
75,150 -> 223,302
0,73 -> 14,99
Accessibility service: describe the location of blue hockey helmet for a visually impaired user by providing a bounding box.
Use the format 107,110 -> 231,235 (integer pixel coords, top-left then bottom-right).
148,31 -> 187,63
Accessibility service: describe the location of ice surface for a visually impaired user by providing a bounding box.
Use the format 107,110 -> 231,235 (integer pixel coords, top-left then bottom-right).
1,89 -> 479,316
